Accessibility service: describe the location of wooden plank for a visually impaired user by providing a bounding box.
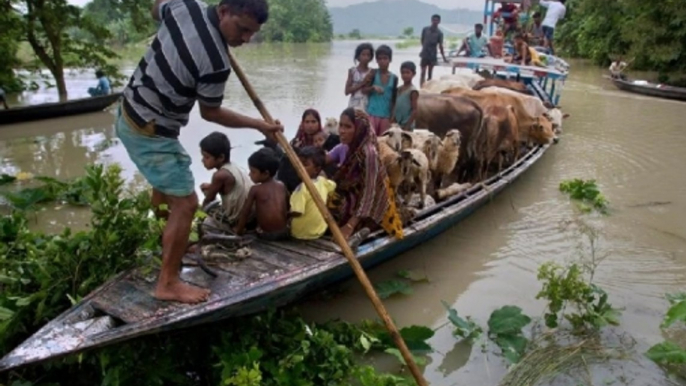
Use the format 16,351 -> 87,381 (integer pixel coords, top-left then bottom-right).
90,277 -> 180,324
260,239 -> 339,261
252,242 -> 321,269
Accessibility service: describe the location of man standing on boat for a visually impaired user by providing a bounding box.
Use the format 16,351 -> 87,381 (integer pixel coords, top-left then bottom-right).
419,14 -> 448,87
116,0 -> 283,304
537,0 -> 566,55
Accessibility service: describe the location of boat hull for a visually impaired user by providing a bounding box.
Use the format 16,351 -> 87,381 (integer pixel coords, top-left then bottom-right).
611,78 -> 686,102
0,93 -> 122,125
0,142 -> 551,372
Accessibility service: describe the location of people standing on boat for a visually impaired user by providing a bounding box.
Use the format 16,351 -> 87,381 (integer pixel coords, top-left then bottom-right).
457,23 -> 493,58
115,0 -> 283,304
234,148 -> 289,240
527,12 -> 545,47
419,14 -> 448,87
345,43 -> 374,111
493,2 -> 519,40
289,146 -> 337,240
327,108 -> 404,241
88,70 -> 111,97
199,131 -> 253,226
609,57 -> 628,80
538,0 -> 566,55
366,45 -> 398,136
0,87 -> 8,109
391,61 -> 419,131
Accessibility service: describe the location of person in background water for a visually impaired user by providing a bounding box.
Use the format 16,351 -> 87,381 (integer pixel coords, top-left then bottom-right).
366,45 -> 398,136
392,61 -> 419,131
199,132 -> 253,227
527,12 -> 545,47
419,14 -> 448,86
609,56 -> 628,80
328,108 -> 404,241
538,0 -> 566,55
345,43 -> 374,110
289,146 -> 337,241
0,87 -> 8,109
115,0 -> 282,304
88,70 -> 111,97
234,148 -> 289,240
458,23 -> 493,58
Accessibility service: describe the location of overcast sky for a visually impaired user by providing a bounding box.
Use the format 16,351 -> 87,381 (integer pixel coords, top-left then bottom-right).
67,0 -> 484,11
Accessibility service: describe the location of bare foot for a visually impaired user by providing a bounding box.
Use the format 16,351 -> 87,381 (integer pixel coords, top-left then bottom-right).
155,280 -> 210,304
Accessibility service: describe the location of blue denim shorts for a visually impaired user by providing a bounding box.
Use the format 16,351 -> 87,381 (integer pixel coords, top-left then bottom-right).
115,104 -> 194,197
542,26 -> 555,42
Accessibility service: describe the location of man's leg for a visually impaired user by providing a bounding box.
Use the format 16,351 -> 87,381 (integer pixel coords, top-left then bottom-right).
152,188 -> 170,220
420,64 -> 428,87
155,191 -> 210,303
427,64 -> 435,81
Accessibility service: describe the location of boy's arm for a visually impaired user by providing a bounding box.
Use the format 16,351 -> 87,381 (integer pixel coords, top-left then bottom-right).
404,90 -> 419,130
390,75 -> 399,116
202,170 -> 234,208
234,187 -> 256,235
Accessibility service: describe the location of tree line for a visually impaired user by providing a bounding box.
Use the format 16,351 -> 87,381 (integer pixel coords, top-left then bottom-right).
0,0 -> 333,98
556,0 -> 686,81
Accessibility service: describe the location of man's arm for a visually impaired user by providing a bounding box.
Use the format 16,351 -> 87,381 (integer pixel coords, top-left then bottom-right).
438,32 -> 448,62
202,170 -> 234,208
152,0 -> 169,22
200,104 -> 282,137
233,187 -> 256,235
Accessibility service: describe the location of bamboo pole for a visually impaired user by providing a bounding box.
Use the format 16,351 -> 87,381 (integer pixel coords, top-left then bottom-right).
226,50 -> 429,386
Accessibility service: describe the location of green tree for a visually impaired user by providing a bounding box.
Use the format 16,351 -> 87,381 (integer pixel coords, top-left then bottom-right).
82,0 -> 156,47
0,8 -> 24,92
349,29 -> 362,40
14,0 -> 120,99
259,0 -> 333,43
403,26 -> 414,37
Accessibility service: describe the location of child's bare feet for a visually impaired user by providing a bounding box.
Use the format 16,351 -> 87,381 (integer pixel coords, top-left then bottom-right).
155,280 -> 210,304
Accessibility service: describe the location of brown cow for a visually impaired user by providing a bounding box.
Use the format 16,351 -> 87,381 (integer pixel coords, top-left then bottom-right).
473,105 -> 520,181
473,78 -> 534,96
441,87 -> 557,147
415,93 -> 484,183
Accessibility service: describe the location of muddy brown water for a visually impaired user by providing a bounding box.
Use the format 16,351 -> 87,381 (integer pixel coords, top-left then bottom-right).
1,41 -> 685,385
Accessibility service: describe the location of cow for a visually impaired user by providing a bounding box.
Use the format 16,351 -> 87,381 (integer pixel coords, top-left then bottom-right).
415,93 -> 485,183
440,87 -> 557,147
472,78 -> 534,96
474,104 -> 520,181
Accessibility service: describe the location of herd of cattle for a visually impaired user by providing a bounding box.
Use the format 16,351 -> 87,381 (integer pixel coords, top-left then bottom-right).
266,71 -> 570,211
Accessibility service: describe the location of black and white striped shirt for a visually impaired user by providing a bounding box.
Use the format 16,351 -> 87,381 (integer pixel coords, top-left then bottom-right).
123,0 -> 231,137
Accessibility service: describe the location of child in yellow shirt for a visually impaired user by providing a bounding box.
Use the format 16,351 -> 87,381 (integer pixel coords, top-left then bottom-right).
289,146 -> 336,240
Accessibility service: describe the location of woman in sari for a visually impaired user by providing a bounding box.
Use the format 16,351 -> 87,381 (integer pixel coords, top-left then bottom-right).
328,107 -> 404,241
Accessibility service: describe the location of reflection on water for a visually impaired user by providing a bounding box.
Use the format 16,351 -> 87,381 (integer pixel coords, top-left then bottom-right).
1,42 -> 686,384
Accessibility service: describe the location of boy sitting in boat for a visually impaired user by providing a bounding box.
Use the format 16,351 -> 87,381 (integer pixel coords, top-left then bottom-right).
88,70 -> 111,97
200,132 -> 253,229
234,148 -> 289,241
289,146 -> 337,240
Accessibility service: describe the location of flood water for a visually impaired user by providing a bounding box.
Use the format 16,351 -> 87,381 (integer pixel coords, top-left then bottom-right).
1,41 -> 685,385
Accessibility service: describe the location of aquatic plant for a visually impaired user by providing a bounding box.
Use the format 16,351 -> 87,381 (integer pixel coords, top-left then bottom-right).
559,178 -> 609,214
646,293 -> 686,377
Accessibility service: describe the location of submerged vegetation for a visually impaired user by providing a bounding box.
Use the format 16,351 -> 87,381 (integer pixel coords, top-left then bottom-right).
0,169 -> 680,385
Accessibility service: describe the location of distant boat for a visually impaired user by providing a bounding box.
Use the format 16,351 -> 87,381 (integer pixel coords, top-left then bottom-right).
610,78 -> 686,102
0,93 -> 122,125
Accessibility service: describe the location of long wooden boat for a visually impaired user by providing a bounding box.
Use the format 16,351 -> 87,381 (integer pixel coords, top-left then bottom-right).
0,93 -> 122,125
611,78 -> 686,102
0,142 -> 551,372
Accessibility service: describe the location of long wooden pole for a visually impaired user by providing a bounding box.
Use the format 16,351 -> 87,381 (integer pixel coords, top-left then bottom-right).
227,50 -> 429,386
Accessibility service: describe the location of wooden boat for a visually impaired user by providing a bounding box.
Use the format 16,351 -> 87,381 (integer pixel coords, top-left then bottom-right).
611,77 -> 686,102
0,93 -> 122,125
0,142 -> 551,372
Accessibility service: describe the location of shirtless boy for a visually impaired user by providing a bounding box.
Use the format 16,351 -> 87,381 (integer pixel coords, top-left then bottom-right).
234,148 -> 289,240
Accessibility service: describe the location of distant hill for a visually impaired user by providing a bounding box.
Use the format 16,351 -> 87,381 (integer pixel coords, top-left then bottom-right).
329,0 -> 483,37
